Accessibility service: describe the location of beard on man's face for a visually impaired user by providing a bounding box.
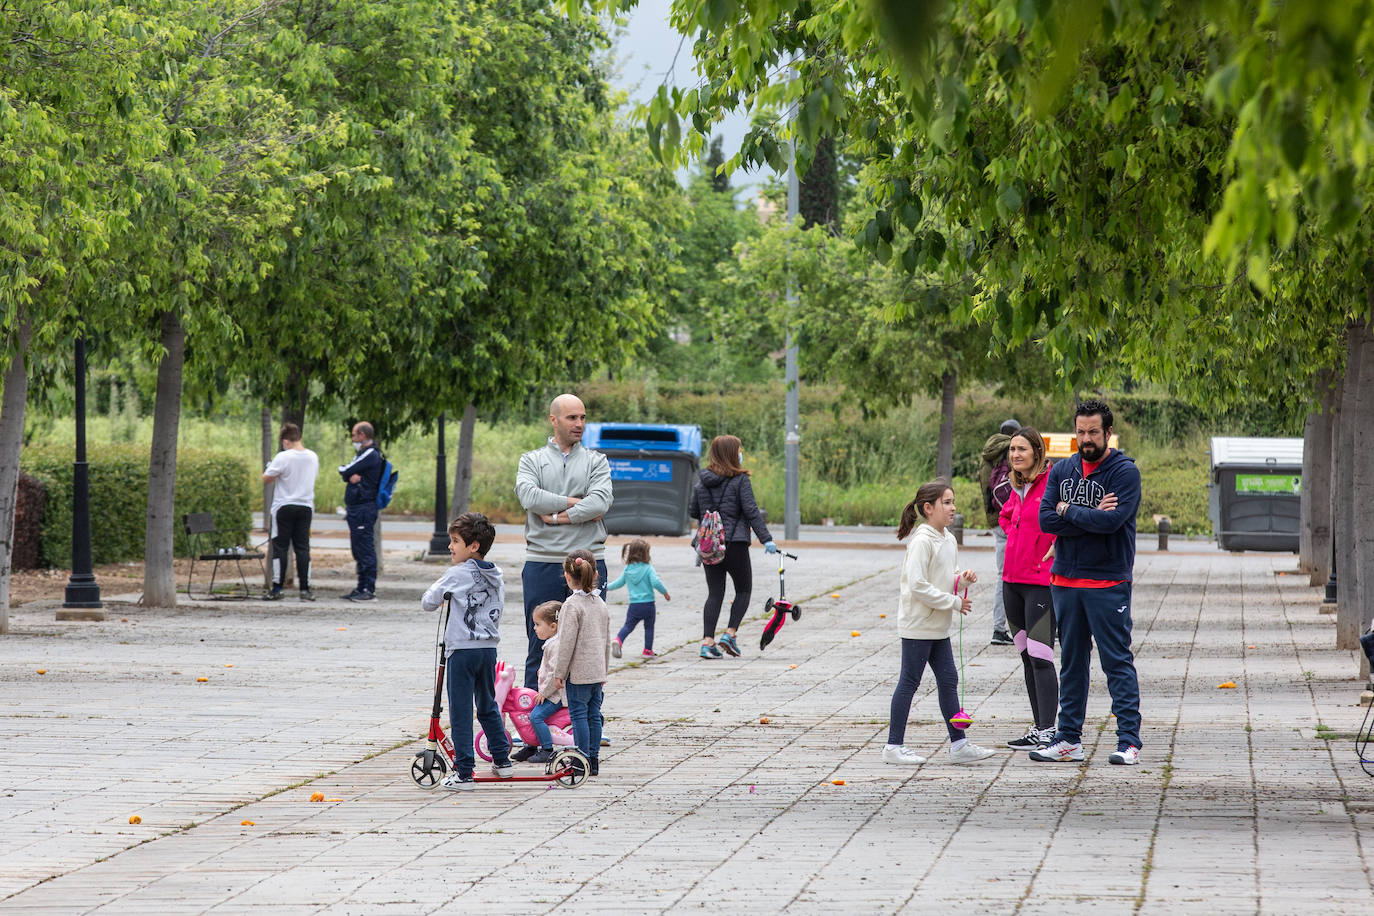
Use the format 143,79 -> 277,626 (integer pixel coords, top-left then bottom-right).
1079,440 -> 1106,462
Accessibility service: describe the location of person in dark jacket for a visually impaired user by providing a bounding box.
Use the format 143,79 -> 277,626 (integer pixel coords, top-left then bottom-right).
1030,399 -> 1143,766
688,435 -> 777,659
337,421 -> 385,601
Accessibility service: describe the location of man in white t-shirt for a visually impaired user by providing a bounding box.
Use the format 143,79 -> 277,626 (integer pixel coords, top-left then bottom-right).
263,422 -> 320,601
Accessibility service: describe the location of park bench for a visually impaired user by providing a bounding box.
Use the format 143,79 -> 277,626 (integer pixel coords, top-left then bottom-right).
182,513 -> 264,600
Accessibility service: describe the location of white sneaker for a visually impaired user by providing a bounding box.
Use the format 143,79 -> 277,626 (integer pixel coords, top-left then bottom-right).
490,762 -> 514,779
1029,740 -> 1084,762
881,744 -> 927,765
1108,746 -> 1140,765
440,772 -> 474,791
949,741 -> 995,764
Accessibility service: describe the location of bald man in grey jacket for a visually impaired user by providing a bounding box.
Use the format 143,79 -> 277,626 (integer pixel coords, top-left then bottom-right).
514,394 -> 613,688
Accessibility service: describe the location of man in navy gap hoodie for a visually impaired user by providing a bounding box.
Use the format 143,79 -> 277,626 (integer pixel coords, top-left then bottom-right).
1030,400 -> 1144,766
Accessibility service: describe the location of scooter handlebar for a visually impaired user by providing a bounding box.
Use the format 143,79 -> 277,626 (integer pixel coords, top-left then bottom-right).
782,552 -> 798,560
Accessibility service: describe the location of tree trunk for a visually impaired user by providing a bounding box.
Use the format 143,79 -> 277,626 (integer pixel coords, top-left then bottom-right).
1335,322 -> 1364,649
0,309 -> 32,633
1305,371 -> 1337,586
1299,369 -> 1334,578
1345,318 -> 1374,650
142,310 -> 185,608
937,367 -> 956,481
450,402 -> 477,519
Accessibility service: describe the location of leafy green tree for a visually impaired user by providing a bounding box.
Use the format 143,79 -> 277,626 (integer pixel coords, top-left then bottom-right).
0,3 -> 168,627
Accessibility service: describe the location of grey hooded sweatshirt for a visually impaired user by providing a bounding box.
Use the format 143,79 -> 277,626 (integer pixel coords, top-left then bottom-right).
421,558 -> 505,654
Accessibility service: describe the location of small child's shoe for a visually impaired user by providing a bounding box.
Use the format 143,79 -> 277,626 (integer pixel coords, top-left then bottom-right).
641,648 -> 656,658
527,747 -> 553,764
511,745 -> 537,762
611,638 -> 622,658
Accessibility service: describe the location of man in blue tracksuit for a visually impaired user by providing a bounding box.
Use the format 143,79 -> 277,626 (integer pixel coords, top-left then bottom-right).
1030,399 -> 1143,766
337,421 -> 384,601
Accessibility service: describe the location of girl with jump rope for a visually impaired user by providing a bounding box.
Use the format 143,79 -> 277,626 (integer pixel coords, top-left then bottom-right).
883,479 -> 997,766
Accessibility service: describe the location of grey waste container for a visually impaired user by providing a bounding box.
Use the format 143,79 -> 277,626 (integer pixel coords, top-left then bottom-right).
584,423 -> 702,536
1209,437 -> 1303,552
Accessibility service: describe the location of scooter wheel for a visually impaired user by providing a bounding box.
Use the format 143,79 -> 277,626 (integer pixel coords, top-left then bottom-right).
791,605 -> 802,621
411,750 -> 448,789
764,598 -> 775,614
551,749 -> 591,789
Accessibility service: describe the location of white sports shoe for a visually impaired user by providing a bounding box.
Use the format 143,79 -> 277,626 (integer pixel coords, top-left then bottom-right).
1108,746 -> 1140,765
948,741 -> 995,764
882,744 -> 927,765
1029,740 -> 1085,762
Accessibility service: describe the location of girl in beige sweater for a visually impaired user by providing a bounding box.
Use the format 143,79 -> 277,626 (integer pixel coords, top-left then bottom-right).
551,549 -> 611,776
883,480 -> 996,767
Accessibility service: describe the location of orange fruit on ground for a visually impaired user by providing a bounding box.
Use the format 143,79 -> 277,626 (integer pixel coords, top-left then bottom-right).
850,631 -> 861,637
241,820 -> 255,826
832,779 -> 845,785
759,717 -> 770,724
35,669 -> 46,675
310,792 -> 325,802
196,677 -> 208,683
1217,681 -> 1237,689
129,815 -> 142,824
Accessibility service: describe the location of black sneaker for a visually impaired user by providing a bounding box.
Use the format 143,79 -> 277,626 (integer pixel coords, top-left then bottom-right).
527,747 -> 553,764
348,590 -> 375,602
340,589 -> 361,600
1006,728 -> 1042,750
299,589 -> 316,602
990,629 -> 1014,646
589,756 -> 599,777
265,587 -> 283,601
511,745 -> 537,762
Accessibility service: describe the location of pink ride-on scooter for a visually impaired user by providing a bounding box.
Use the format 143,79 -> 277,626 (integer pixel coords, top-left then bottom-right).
474,659 -> 575,762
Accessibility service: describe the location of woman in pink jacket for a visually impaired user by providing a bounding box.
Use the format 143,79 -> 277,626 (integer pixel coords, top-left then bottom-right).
998,427 -> 1059,751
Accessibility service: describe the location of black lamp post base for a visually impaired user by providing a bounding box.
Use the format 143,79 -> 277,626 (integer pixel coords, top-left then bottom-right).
61,576 -> 104,615
427,535 -> 450,556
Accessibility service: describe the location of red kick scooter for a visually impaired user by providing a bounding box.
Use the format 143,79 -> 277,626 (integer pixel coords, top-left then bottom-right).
759,551 -> 801,650
411,592 -> 589,789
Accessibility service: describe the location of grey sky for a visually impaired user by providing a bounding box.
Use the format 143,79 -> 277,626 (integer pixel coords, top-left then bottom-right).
608,0 -> 769,196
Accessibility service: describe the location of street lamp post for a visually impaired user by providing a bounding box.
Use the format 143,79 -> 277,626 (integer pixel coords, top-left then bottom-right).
428,412 -> 449,556
59,333 -> 103,618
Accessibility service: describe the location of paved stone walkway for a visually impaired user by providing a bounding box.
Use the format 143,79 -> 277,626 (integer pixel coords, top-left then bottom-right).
1,538 -> 1370,913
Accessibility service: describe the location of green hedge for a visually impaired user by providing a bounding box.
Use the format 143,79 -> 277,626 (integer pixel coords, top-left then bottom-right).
22,445 -> 254,566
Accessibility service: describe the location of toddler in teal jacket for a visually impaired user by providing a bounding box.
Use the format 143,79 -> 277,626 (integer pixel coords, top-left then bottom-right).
607,538 -> 670,658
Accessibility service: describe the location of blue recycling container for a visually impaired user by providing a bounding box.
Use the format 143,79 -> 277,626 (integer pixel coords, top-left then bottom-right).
583,423 -> 702,536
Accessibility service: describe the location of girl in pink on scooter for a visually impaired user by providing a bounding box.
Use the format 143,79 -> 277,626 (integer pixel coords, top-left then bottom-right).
514,601 -> 568,764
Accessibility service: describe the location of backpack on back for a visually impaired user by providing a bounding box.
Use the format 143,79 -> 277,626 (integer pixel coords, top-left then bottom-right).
376,459 -> 399,509
694,481 -> 728,565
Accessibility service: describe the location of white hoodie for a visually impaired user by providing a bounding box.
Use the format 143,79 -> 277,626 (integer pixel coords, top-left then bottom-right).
896,523 -> 963,640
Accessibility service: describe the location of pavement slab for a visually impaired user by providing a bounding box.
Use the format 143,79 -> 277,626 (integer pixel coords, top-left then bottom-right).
1,539 -> 1372,914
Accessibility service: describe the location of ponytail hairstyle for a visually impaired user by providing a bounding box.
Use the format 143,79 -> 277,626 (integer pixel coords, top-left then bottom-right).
896,478 -> 953,540
621,538 -> 651,565
532,600 -> 562,627
1009,427 -> 1048,488
563,548 -> 598,592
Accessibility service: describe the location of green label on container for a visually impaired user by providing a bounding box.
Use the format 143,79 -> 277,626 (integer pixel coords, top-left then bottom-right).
1235,474 -> 1301,495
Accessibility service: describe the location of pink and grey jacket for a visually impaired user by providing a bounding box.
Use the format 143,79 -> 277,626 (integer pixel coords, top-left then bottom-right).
999,470 -> 1055,587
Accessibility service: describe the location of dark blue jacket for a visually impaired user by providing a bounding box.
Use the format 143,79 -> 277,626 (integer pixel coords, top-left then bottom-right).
1038,448 -> 1140,581
338,445 -> 384,508
689,470 -> 772,544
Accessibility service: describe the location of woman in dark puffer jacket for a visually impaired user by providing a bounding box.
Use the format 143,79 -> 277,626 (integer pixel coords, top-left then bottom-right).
689,435 -> 778,659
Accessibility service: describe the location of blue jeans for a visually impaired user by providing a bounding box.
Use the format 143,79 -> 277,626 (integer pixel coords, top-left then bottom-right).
345,503 -> 377,592
617,601 -> 657,651
565,681 -> 604,759
522,558 -> 609,689
1051,582 -> 1141,750
446,647 -> 510,778
887,637 -> 963,745
530,699 -> 564,750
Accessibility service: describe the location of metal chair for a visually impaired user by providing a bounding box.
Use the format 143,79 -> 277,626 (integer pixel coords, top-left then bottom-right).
182,513 -> 264,600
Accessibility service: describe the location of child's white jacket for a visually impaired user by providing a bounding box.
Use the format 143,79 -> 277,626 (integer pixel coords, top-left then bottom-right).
897,523 -> 963,640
